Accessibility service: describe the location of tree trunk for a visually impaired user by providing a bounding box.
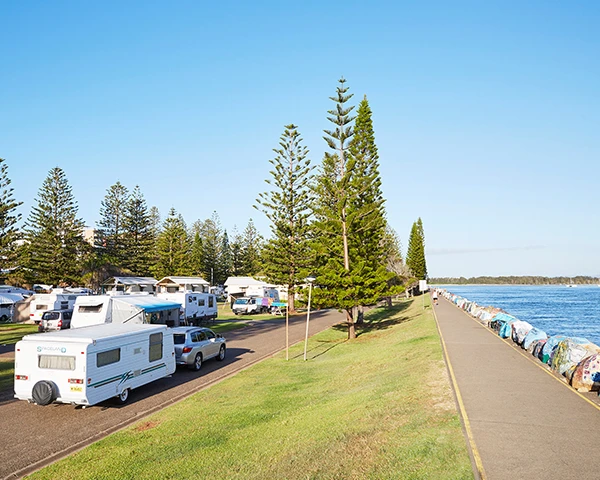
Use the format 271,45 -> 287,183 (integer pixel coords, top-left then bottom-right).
386,296 -> 392,307
346,308 -> 356,339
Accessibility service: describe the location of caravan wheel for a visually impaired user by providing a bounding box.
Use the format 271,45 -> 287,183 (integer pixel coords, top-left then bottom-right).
116,388 -> 130,404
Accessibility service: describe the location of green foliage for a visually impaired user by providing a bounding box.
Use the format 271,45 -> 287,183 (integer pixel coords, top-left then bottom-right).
312,78 -> 356,319
406,218 -> 427,280
241,218 -> 263,276
192,212 -> 228,285
312,80 -> 398,335
151,208 -> 191,278
229,227 -> 244,276
122,186 -> 154,276
22,167 -> 88,286
96,181 -> 129,266
256,124 -> 314,312
0,159 -> 23,274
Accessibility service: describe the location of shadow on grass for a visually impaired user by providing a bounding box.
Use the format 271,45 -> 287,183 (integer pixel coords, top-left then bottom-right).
288,337 -> 349,361
331,301 -> 414,337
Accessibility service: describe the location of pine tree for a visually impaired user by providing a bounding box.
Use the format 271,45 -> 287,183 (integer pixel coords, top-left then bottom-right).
0,159 -> 23,274
196,212 -> 223,284
190,231 -> 204,276
122,186 -> 153,276
217,230 -> 232,285
256,124 -> 314,313
151,208 -> 191,279
96,181 -> 129,267
312,77 -> 359,338
406,218 -> 427,280
23,167 -> 87,285
229,227 -> 244,276
147,206 -> 161,274
241,218 -> 263,276
347,96 -> 392,318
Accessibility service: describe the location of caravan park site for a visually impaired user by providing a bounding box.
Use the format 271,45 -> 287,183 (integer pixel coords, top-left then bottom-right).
25,297 -> 472,480
0,299 -> 473,479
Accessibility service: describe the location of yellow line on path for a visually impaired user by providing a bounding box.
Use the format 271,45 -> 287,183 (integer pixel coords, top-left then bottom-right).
452,301 -> 600,414
432,304 -> 487,480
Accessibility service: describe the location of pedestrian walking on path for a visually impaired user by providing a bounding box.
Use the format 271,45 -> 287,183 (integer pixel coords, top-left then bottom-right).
432,289 -> 438,305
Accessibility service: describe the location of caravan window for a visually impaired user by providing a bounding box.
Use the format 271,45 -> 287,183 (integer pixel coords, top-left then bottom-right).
198,298 -> 205,307
208,296 -> 214,308
149,333 -> 163,362
36,304 -> 48,311
97,348 -> 121,367
39,355 -> 75,370
79,304 -> 103,313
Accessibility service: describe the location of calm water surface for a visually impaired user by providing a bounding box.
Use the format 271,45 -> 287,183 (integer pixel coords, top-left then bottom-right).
441,285 -> 600,345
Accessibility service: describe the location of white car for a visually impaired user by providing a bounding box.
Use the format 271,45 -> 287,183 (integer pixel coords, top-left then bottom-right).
172,327 -> 226,371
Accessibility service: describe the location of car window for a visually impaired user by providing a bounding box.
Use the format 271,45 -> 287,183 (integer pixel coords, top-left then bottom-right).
174,334 -> 186,345
64,312 -> 72,320
205,330 -> 215,340
42,312 -> 60,320
196,330 -> 207,341
190,332 -> 199,342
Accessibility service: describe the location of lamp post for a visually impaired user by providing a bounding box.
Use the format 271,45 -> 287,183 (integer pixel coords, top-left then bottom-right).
303,275 -> 317,361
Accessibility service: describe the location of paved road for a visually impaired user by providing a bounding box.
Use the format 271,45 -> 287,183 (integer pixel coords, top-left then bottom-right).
435,296 -> 600,479
0,309 -> 344,479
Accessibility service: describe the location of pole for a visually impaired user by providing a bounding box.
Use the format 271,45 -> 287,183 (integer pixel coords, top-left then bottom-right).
303,283 -> 313,361
285,301 -> 289,361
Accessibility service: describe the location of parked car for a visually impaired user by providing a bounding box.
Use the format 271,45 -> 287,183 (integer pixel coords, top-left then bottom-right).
38,309 -> 73,332
172,327 -> 226,371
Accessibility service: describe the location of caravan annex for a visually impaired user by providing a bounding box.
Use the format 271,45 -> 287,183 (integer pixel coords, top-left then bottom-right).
70,295 -> 181,329
14,323 -> 175,406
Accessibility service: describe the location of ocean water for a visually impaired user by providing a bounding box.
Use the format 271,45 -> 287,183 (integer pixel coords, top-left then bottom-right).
440,285 -> 600,346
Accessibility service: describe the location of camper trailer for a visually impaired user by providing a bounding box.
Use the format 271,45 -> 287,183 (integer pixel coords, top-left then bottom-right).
14,323 -> 175,406
70,295 -> 181,329
157,292 -> 218,325
0,293 -> 26,322
29,290 -> 86,324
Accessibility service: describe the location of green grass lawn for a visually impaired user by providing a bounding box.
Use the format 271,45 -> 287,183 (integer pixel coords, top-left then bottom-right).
29,298 -> 472,480
0,360 -> 14,390
0,324 -> 38,345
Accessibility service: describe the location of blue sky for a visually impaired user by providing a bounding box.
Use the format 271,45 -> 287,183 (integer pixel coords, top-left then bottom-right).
1,1 -> 598,277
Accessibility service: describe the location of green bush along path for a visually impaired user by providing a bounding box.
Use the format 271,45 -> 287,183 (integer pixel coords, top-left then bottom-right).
30,299 -> 472,480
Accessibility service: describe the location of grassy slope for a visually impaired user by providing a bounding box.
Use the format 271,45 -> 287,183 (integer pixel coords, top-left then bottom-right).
29,298 -> 472,480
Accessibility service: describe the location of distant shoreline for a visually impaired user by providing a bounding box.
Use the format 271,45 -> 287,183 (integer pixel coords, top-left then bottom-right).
431,283 -> 600,286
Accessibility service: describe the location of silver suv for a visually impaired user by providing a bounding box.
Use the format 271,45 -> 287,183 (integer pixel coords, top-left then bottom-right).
172,327 -> 226,371
38,310 -> 73,332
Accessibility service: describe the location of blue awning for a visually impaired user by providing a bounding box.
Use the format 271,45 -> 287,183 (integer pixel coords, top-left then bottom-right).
113,296 -> 181,313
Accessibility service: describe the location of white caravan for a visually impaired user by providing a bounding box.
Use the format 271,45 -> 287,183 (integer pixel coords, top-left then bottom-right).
14,323 -> 175,406
29,290 -> 87,324
157,292 -> 218,325
70,295 -> 181,329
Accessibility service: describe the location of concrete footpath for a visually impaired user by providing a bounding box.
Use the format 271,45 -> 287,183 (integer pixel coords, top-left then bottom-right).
434,296 -> 600,480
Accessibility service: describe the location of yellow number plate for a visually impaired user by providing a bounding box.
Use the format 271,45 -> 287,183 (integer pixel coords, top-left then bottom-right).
70,386 -> 83,392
